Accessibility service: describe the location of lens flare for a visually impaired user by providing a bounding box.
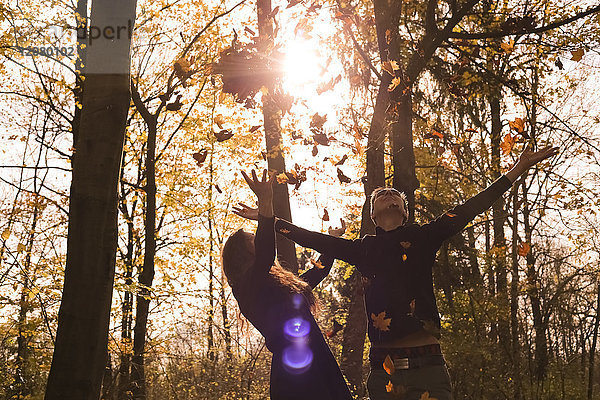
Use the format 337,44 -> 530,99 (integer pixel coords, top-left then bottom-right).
283,317 -> 310,341
292,293 -> 304,309
282,344 -> 313,374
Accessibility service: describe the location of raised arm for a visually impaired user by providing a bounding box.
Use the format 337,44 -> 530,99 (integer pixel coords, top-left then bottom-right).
234,203 -> 365,267
424,145 -> 558,245
241,169 -> 276,272
298,219 -> 346,288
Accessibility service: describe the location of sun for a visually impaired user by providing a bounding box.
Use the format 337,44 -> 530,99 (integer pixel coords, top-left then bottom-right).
280,39 -> 325,94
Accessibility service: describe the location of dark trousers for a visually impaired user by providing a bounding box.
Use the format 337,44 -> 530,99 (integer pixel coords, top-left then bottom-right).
366,359 -> 452,400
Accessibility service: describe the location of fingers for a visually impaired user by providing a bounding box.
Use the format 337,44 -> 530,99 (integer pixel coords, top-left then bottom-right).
251,169 -> 258,182
340,218 -> 346,229
241,170 -> 251,186
262,169 -> 267,182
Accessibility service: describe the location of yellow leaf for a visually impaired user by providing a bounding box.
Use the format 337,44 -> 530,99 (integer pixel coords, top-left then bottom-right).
501,39 -> 515,53
1,228 -> 9,241
371,311 -> 391,331
382,61 -> 394,76
419,391 -> 438,400
383,355 -> 395,375
571,48 -> 585,62
276,173 -> 289,184
386,380 -> 394,392
388,77 -> 401,92
402,254 -> 407,262
17,243 -> 26,253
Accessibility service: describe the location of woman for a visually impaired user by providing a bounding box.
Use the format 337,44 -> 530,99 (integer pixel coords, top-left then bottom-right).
222,169 -> 352,400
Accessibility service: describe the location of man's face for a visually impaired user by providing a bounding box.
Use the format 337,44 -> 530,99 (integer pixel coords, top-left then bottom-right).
371,189 -> 407,225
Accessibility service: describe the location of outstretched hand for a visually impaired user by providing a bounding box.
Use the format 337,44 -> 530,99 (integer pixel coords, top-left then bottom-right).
517,145 -> 559,169
240,169 -> 274,218
328,219 -> 346,237
232,202 -> 259,220
241,169 -> 274,201
506,145 -> 559,182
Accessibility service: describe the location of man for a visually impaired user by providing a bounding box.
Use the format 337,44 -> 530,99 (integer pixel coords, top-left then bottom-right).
234,146 -> 558,399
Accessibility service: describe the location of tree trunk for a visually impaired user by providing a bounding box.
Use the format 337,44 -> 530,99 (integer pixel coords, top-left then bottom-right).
45,1 -> 137,398
256,0 -> 297,272
489,93 -> 510,351
510,184 -> 522,400
131,117 -> 157,400
588,279 -> 600,400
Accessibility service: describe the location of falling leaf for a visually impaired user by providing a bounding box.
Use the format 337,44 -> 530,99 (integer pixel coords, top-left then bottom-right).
312,145 -> 319,156
337,168 -> 351,184
215,184 -> 222,194
571,48 -> 585,62
325,319 -> 343,338
322,209 -> 329,221
277,173 -> 289,184
279,228 -> 291,234
313,133 -> 330,146
287,0 -> 302,9
383,355 -> 395,375
311,259 -> 324,269
419,391 -> 438,400
385,29 -> 392,44
446,212 -> 456,218
192,149 -> 208,166
310,113 -> 327,134
430,129 -> 444,139
316,75 -> 342,94
382,61 -> 394,76
214,115 -> 226,129
249,125 -> 261,133
465,128 -> 478,133
371,311 -> 391,331
291,130 -> 302,140
402,254 -> 407,262
386,381 -> 394,393
518,242 -> 531,257
244,26 -> 256,36
400,241 -> 411,248
173,58 -> 192,86
335,155 -> 348,166
555,57 -> 564,70
500,39 -> 515,53
17,243 -> 26,252
500,133 -> 517,155
2,229 -> 10,241
214,129 -> 234,142
166,94 -> 183,111
388,76 -> 401,92
508,117 -> 525,134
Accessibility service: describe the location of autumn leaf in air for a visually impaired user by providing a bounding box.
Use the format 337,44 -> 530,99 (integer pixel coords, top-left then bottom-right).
192,149 -> 208,166
214,129 -> 234,142
173,58 -> 194,86
500,39 -> 515,53
166,94 -> 183,111
310,113 -> 327,134
249,125 -> 261,133
386,381 -> 394,393
383,354 -> 395,375
311,259 -> 324,269
322,208 -> 329,221
371,311 -> 391,331
335,154 -> 348,166
571,48 -> 585,62
337,168 -> 351,184
500,133 -> 517,155
312,145 -> 318,156
214,184 -> 222,194
508,117 -> 529,138
1,229 -> 10,241
518,242 -> 531,257
419,391 -> 438,400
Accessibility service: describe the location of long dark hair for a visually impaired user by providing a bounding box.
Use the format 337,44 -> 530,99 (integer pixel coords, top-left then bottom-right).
222,229 -> 317,312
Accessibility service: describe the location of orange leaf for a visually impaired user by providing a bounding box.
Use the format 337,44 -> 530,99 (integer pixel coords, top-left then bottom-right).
383,355 -> 395,375
402,254 -> 407,262
419,391 -> 438,400
508,117 -> 525,134
277,173 -> 289,184
500,134 -> 517,155
518,242 -> 531,257
371,311 -> 391,331
386,380 -> 394,393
